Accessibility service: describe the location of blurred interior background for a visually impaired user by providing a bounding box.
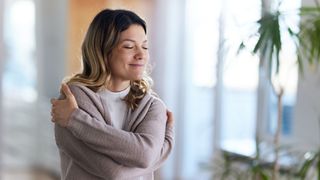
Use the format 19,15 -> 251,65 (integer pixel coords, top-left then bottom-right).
0,0 -> 319,179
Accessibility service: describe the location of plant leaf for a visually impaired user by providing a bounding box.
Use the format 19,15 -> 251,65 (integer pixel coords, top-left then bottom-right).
298,152 -> 318,179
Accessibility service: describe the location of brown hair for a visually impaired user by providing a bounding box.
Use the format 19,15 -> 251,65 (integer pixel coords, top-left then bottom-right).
66,9 -> 152,109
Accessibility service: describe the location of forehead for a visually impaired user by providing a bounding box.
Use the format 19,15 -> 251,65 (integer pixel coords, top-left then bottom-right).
119,25 -> 147,41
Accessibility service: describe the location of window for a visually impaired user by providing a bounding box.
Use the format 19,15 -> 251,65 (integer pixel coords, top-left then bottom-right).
220,0 -> 301,155
2,0 -> 37,167
3,0 -> 36,103
220,0 -> 261,154
182,0 -> 221,178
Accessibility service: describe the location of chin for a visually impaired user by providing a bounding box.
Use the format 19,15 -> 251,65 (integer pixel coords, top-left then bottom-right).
131,74 -> 143,81
132,77 -> 143,81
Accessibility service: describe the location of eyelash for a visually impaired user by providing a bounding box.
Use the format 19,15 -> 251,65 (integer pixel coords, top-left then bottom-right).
124,46 -> 148,50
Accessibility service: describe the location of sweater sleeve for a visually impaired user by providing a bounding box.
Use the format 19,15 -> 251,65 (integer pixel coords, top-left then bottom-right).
145,125 -> 174,171
55,124 -> 174,179
66,98 -> 168,168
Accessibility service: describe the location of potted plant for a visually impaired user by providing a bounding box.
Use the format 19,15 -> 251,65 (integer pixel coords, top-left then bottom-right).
237,0 -> 320,179
203,1 -> 320,179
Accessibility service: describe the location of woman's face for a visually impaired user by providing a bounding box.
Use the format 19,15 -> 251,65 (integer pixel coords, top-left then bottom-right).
108,24 -> 149,82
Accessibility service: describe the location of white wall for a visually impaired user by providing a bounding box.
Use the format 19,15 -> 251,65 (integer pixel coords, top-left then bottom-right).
0,0 -> 4,172
294,70 -> 320,148
150,0 -> 187,179
35,0 -> 67,100
302,0 -> 319,6
34,0 -> 68,173
293,0 -> 320,148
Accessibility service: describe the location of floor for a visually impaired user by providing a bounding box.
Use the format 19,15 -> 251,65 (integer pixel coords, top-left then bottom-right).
1,169 -> 59,180
1,98 -> 60,180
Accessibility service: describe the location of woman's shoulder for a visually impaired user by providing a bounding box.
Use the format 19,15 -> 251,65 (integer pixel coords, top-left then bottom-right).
66,83 -> 105,115
67,83 -> 93,94
145,90 -> 166,112
66,83 -> 98,101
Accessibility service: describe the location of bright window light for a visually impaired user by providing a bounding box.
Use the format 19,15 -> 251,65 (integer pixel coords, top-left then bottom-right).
3,0 -> 36,103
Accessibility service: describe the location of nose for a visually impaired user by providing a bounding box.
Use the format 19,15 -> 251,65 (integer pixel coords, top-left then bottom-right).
134,47 -> 147,60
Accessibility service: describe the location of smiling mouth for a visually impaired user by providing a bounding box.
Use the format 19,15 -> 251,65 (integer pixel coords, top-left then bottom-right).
129,64 -> 144,67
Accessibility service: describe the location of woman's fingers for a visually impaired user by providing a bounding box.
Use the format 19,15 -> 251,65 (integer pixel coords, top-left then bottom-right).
61,84 -> 74,99
50,98 -> 57,105
50,93 -> 77,127
51,109 -> 56,122
166,110 -> 174,127
59,84 -> 78,109
50,84 -> 77,127
50,98 -> 61,123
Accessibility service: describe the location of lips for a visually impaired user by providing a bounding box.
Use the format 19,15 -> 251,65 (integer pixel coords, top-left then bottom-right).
129,64 -> 144,67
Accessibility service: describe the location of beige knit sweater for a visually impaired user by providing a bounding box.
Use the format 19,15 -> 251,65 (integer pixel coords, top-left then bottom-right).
54,85 -> 174,180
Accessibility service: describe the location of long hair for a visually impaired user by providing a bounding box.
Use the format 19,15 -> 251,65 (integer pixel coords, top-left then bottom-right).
67,9 -> 152,110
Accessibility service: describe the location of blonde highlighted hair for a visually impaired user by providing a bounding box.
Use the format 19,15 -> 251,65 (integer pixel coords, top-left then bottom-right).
66,9 -> 152,110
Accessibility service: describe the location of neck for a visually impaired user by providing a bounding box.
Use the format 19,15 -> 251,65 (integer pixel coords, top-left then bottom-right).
106,78 -> 130,92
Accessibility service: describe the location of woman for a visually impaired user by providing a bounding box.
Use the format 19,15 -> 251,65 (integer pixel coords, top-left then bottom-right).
50,9 -> 174,180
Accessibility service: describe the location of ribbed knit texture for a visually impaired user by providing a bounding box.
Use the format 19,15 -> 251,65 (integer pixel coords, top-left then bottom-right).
54,84 -> 174,180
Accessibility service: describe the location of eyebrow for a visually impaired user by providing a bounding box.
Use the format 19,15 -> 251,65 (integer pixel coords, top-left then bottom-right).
121,39 -> 148,43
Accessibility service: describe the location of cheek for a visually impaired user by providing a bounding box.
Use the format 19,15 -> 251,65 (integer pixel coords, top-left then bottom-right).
109,60 -> 123,74
145,53 -> 150,62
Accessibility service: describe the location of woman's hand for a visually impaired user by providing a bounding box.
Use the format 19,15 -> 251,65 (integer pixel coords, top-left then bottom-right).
166,110 -> 174,128
50,84 -> 78,127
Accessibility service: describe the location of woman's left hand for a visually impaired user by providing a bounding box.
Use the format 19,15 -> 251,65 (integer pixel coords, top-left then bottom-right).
50,84 -> 78,127
166,110 -> 174,128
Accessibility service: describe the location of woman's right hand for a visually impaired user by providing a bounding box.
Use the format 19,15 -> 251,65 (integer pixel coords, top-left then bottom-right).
50,84 -> 78,127
166,110 -> 174,128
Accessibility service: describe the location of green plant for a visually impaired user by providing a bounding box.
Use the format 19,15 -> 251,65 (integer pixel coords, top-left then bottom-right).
238,1 -> 320,180
202,1 -> 320,179
297,4 -> 320,71
298,151 -> 320,179
239,5 -> 292,179
297,115 -> 320,179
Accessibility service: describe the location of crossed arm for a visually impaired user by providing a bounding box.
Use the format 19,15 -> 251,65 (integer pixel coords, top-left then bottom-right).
51,84 -> 174,178
55,123 -> 173,179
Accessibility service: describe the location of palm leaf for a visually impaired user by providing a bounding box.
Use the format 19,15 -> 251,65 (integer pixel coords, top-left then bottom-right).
298,152 -> 319,179
253,11 -> 282,77
317,154 -> 320,180
298,6 -> 320,66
